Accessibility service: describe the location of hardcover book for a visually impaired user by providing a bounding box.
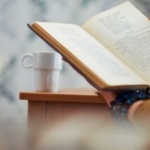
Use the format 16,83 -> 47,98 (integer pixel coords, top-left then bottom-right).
29,1 -> 150,91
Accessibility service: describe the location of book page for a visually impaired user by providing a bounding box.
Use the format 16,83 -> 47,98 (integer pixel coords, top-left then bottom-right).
34,22 -> 147,88
82,1 -> 150,84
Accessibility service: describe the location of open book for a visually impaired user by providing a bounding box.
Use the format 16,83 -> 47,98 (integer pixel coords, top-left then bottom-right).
29,1 -> 150,90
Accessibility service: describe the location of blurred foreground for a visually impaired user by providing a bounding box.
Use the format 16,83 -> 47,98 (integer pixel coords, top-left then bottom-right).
0,111 -> 150,150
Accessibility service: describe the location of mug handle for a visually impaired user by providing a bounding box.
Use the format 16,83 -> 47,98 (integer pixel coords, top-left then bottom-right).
21,54 -> 33,68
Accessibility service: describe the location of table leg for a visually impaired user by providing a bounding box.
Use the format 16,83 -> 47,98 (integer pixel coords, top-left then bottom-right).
28,101 -> 47,148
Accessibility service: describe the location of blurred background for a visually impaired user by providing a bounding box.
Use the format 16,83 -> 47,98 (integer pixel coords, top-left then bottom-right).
0,0 -> 150,149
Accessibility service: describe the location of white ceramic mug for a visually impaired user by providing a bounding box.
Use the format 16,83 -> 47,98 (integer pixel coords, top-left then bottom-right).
22,51 -> 62,92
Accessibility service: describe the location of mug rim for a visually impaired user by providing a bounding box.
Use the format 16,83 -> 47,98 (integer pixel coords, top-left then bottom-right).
33,51 -> 60,54
33,51 -> 62,58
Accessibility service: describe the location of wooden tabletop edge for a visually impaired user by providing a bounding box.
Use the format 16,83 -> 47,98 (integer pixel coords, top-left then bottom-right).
19,90 -> 106,103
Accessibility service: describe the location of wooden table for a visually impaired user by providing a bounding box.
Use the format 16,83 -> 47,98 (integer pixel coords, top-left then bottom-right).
19,89 -> 118,149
